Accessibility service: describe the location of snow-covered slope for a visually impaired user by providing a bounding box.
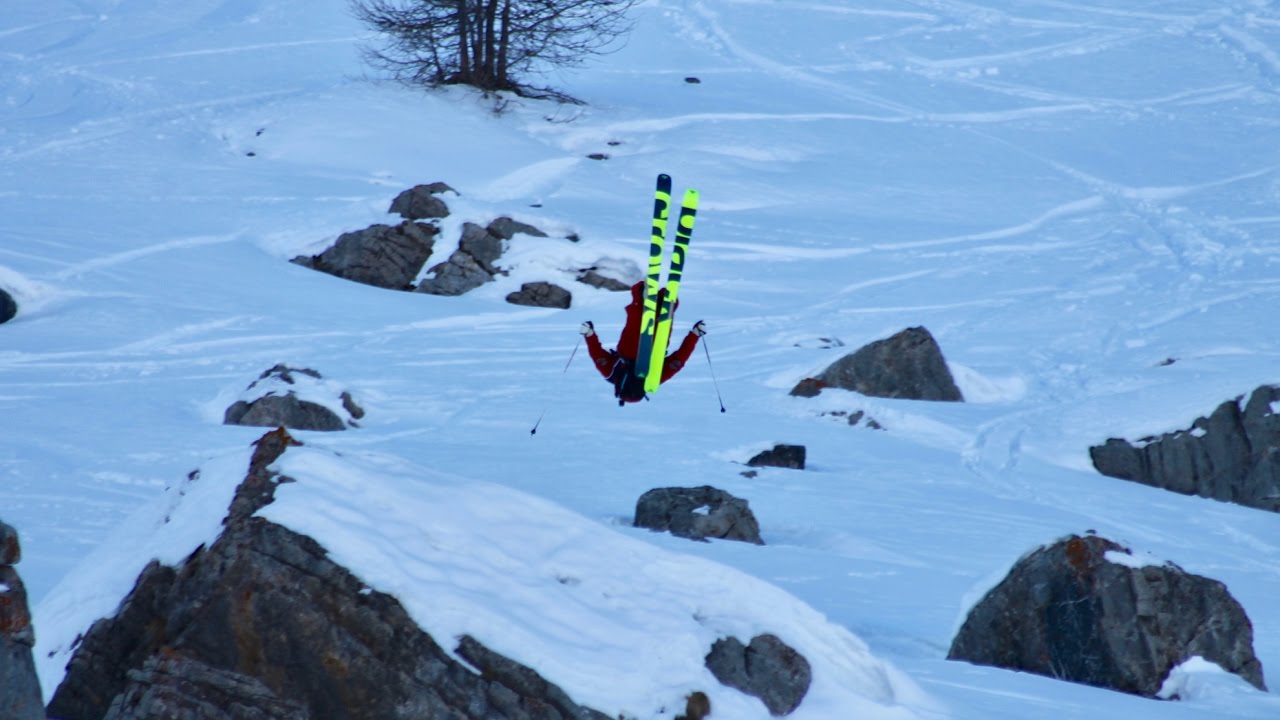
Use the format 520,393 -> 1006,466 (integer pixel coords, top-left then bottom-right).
5,0 -> 1280,717
35,439 -> 939,719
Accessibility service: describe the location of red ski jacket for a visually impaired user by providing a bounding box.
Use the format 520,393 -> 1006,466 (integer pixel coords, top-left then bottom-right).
586,281 -> 700,390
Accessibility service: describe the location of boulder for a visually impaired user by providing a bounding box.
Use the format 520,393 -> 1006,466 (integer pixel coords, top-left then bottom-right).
506,282 -> 571,309
1089,385 -> 1280,512
634,486 -> 764,545
223,365 -> 363,432
674,691 -> 711,720
388,182 -> 455,220
788,378 -> 826,398
417,218 -> 550,296
747,444 -> 806,470
575,258 -> 639,292
293,220 -> 437,290
0,288 -> 16,325
47,430 -> 612,720
575,269 -> 631,292
417,222 -> 506,296
792,327 -> 962,401
0,520 -> 44,720
705,634 -> 811,716
948,534 -> 1266,697
487,216 -> 547,241
224,394 -> 346,432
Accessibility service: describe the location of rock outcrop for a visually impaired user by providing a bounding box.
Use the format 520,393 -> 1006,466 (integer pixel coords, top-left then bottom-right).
1089,385 -> 1280,512
791,327 -> 962,401
705,634 -> 810,716
634,486 -> 764,545
747,444 -> 806,470
292,220 -> 437,290
948,534 -> 1266,697
0,520 -> 44,720
388,182 -> 455,221
293,183 -> 575,300
47,430 -> 612,720
416,221 -> 511,296
223,365 -> 364,432
506,281 -> 571,308
575,268 -> 631,292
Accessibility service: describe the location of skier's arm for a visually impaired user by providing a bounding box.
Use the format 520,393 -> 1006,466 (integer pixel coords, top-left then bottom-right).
659,331 -> 700,383
585,333 -> 617,379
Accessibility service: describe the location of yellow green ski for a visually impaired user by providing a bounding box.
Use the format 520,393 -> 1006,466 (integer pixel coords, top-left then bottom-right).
635,174 -> 672,381
644,186 -> 699,395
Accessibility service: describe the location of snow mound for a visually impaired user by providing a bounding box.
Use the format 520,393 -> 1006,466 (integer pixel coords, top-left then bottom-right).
37,440 -> 939,720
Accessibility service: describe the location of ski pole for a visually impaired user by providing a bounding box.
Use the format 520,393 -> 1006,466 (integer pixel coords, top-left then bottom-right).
702,337 -> 726,413
530,338 -> 581,435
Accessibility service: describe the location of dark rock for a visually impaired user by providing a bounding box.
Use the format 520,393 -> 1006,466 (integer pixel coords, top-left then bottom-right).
48,430 -> 613,720
1089,385 -> 1280,512
0,520 -> 42,720
293,220 -> 437,290
417,222 -> 507,296
454,636 -> 608,720
793,327 -> 962,402
250,364 -> 320,385
674,691 -> 710,720
848,410 -> 883,430
486,217 -> 547,241
225,427 -> 301,526
0,288 -> 16,325
223,366 -> 360,432
388,182 -> 455,220
574,259 -> 638,291
575,269 -> 631,292
340,392 -> 365,421
103,655 -> 308,720
416,217 -> 550,296
821,410 -> 884,430
705,634 -> 810,716
0,521 -> 19,565
634,486 -> 764,545
224,395 -> 345,432
415,249 -> 491,296
948,534 -> 1266,697
506,282 -> 571,309
788,378 -> 826,398
747,444 -> 806,470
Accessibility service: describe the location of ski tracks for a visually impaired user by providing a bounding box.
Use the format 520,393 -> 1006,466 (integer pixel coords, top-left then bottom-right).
687,0 -> 921,119
1210,22 -> 1280,97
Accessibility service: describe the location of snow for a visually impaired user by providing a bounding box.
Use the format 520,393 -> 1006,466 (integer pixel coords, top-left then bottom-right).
6,0 -> 1280,718
1104,548 -> 1169,570
1159,658 -> 1266,704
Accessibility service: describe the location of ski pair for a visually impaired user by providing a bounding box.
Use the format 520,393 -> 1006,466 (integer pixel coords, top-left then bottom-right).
636,174 -> 699,394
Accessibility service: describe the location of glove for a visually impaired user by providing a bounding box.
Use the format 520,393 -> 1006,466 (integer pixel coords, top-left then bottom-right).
580,321 -> 595,337
691,320 -> 707,337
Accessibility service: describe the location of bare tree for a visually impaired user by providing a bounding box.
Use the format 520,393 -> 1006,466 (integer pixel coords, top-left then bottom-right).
352,0 -> 639,103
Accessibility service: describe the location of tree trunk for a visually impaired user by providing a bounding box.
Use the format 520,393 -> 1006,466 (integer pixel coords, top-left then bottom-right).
483,0 -> 499,87
456,0 -> 471,83
496,0 -> 510,87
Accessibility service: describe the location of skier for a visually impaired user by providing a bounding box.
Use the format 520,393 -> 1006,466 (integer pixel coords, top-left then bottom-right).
580,281 -> 706,404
